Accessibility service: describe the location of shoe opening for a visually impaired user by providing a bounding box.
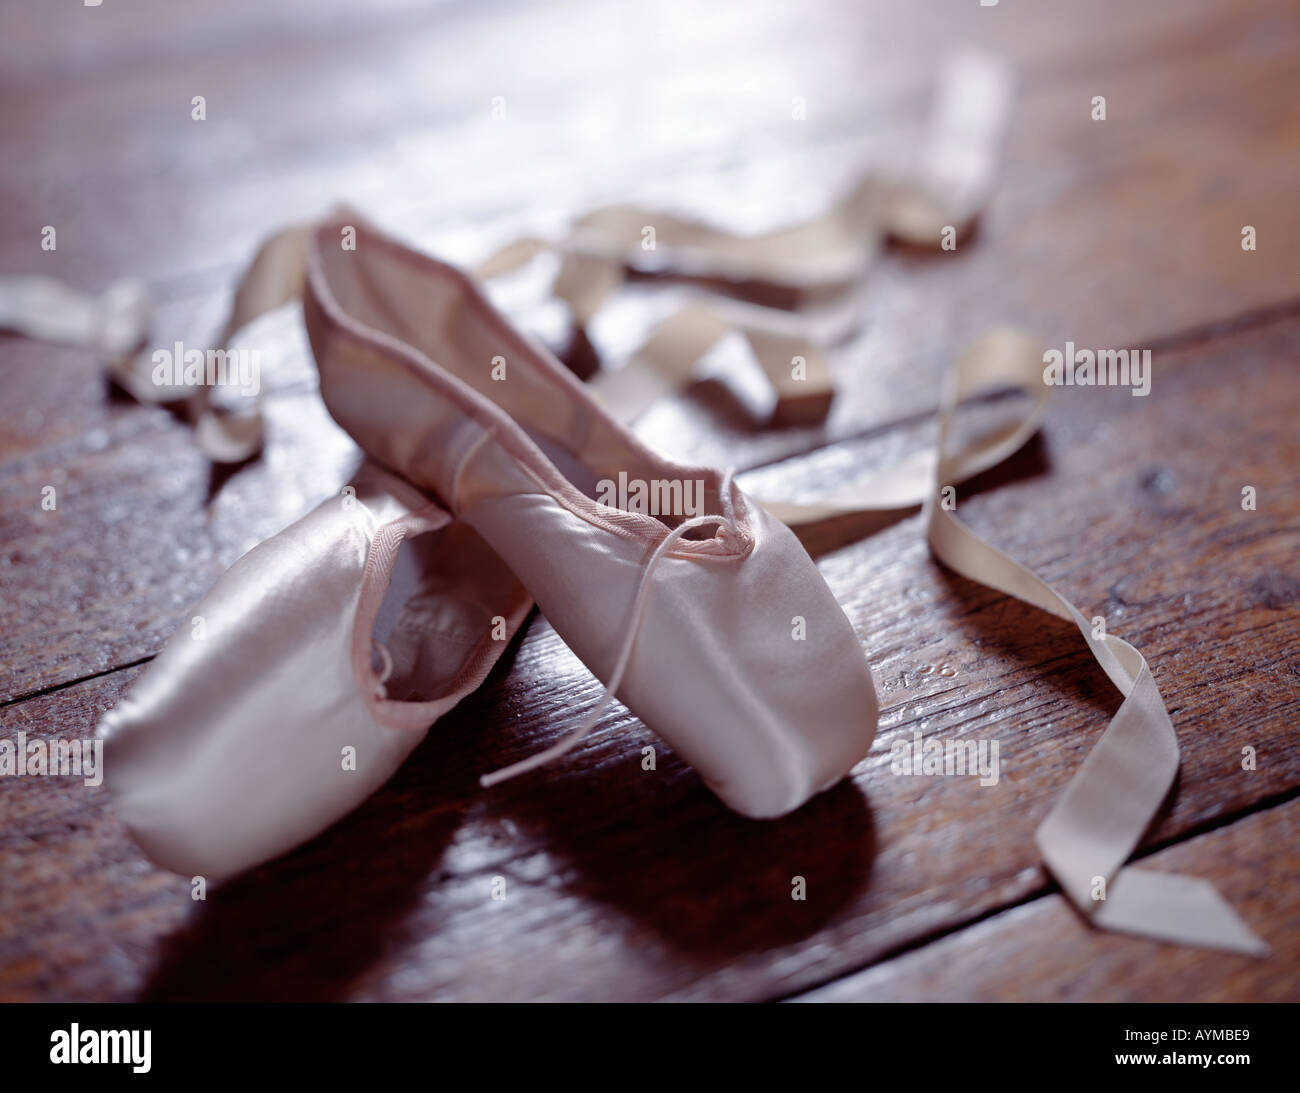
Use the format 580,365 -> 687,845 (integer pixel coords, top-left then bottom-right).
364,519 -> 519,708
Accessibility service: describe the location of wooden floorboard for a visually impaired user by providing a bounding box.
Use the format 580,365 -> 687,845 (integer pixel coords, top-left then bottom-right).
2,312 -> 1295,1001
1,0 -> 1297,1001
3,0 -> 1299,472
795,794 -> 1300,1003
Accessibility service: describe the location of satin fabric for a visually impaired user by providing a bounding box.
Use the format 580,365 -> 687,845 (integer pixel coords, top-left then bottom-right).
475,54 -> 1012,426
96,463 -> 532,880
8,49 -> 1265,951
304,219 -> 880,819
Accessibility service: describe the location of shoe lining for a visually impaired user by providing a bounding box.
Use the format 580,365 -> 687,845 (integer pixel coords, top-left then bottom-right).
371,522 -> 515,703
339,240 -> 583,455
323,233 -> 731,539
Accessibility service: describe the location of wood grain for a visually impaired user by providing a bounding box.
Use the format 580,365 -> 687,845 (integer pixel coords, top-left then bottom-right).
795,794 -> 1300,1003
4,0 -> 1299,472
1,0 -> 1297,1002
2,313 -> 1295,1002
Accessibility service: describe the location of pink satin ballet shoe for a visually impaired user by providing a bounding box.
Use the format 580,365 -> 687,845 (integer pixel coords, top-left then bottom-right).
302,219 -> 879,818
96,462 -> 532,880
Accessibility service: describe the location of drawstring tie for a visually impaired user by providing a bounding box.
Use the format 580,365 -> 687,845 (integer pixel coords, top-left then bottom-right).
480,468 -> 738,787
371,637 -> 394,699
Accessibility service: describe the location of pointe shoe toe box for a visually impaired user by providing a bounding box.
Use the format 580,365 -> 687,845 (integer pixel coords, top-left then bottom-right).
466,492 -> 878,818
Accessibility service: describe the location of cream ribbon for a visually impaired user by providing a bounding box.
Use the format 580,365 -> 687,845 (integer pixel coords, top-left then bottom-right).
473,52 -> 1012,426
471,53 -> 1267,954
0,55 -> 1004,453
0,228 -> 307,464
815,329 -> 1266,955
0,53 -> 1265,954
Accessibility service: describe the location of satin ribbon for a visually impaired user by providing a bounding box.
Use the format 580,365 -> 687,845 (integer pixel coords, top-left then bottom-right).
0,52 -> 1265,954
804,329 -> 1266,955
0,55 -> 1004,453
456,51 -> 1267,954
0,228 -> 307,464
473,52 -> 1012,426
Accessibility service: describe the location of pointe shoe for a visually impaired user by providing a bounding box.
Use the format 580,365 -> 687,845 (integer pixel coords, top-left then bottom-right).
97,463 -> 532,880
302,219 -> 879,818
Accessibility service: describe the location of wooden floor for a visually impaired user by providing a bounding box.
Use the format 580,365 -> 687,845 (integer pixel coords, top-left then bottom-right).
2,0 -> 1298,1002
